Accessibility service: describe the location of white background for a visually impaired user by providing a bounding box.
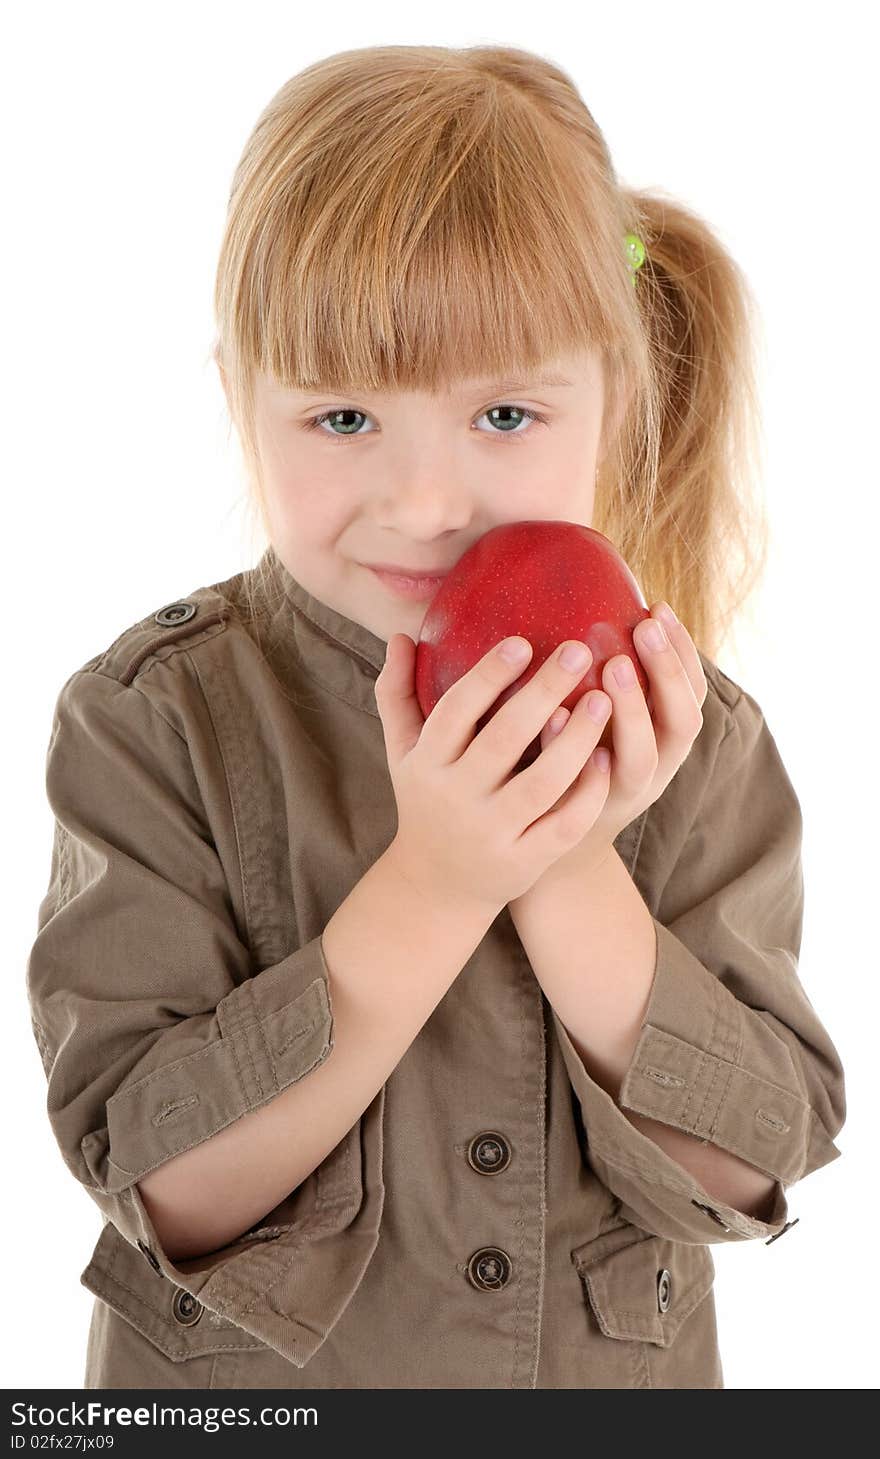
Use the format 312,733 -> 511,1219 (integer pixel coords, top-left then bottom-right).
5,0 -> 877,1391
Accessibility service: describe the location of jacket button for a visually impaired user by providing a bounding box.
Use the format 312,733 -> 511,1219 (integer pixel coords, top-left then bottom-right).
171,1288 -> 204,1326
136,1238 -> 163,1275
657,1268 -> 672,1312
466,1131 -> 511,1175
466,1246 -> 512,1291
154,601 -> 197,627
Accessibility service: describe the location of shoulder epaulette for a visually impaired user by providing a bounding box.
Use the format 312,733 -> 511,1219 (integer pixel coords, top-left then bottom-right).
89,588 -> 231,686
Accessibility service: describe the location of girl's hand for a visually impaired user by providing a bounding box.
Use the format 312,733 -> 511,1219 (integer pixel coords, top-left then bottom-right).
527,602 -> 708,885
373,631 -> 617,915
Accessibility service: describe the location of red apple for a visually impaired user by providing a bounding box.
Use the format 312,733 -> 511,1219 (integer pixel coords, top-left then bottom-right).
415,520 -> 654,772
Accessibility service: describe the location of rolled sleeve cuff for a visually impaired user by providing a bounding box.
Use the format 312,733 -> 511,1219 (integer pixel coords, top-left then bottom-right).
619,920 -> 842,1183
553,1006 -> 795,1244
551,927 -> 803,1248
81,934 -> 335,1194
76,935 -> 387,1368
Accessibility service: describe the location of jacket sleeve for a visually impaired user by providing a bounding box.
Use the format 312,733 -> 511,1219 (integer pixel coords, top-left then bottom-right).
26,664 -> 382,1351
552,681 -> 846,1246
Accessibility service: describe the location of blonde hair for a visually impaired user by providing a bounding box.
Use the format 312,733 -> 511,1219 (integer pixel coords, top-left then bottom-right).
212,44 -> 769,664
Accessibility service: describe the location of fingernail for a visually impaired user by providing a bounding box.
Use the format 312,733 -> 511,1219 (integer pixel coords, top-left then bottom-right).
500,636 -> 531,663
560,641 -> 590,671
613,657 -> 636,688
641,621 -> 668,652
657,602 -> 678,629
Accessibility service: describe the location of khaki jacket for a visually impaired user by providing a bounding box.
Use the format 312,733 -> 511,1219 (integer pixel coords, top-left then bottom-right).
26,546 -> 845,1390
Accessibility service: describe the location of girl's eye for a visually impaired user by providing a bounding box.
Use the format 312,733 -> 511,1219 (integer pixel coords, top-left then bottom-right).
473,406 -> 545,439
303,404 -> 547,441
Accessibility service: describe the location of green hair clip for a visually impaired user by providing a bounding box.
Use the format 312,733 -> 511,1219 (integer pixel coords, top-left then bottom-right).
625,232 -> 646,285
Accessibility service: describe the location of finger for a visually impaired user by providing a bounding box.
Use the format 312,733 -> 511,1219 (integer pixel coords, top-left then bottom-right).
652,602 -> 708,707
468,638 -> 595,780
373,634 -> 426,765
543,736 -> 613,828
501,685 -> 612,828
517,715 -> 613,853
601,650 -> 658,790
541,705 -> 570,752
419,635 -> 535,765
631,609 -> 703,773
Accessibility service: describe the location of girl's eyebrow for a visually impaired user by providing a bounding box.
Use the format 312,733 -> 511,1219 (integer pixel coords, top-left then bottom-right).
463,375 -> 574,393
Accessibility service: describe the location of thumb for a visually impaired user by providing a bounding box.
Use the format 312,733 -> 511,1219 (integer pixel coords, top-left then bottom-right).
375,634 -> 426,765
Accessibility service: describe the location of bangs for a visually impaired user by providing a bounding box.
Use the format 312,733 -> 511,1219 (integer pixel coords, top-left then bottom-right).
225,76 -> 632,397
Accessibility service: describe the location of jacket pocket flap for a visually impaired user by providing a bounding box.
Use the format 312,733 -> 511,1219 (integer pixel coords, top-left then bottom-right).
80,1220 -> 267,1362
572,1227 -> 715,1348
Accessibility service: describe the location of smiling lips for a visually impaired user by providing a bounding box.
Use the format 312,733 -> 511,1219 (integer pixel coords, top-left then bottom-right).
365,562 -> 453,577
366,564 -> 451,600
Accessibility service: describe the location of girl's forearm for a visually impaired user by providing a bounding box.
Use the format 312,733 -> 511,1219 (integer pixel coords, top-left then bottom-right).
138,845 -> 498,1261
508,846 -> 778,1220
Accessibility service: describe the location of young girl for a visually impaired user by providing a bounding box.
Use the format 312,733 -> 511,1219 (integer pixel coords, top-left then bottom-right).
27,44 -> 845,1390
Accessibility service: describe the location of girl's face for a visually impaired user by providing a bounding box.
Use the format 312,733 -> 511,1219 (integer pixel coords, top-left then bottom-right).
248,346 -> 611,643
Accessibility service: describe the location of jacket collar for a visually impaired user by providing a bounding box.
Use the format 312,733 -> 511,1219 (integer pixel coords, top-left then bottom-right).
261,546 -> 388,674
